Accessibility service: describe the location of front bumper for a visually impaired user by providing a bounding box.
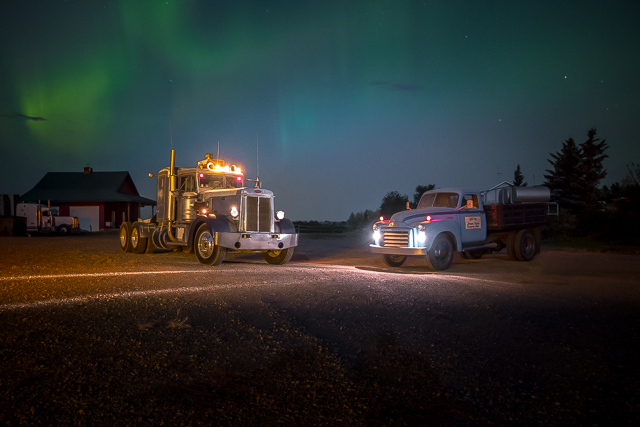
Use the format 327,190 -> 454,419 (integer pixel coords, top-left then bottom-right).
370,244 -> 427,256
216,232 -> 298,251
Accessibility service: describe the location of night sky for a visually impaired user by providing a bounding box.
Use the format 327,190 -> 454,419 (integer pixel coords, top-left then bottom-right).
1,1 -> 639,221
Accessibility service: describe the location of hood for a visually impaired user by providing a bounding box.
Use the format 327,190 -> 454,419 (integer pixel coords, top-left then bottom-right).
389,206 -> 455,225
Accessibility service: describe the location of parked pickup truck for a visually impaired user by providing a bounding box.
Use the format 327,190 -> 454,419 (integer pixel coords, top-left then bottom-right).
370,186 -> 554,270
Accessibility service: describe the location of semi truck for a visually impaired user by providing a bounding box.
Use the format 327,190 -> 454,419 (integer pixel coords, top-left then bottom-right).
370,186 -> 554,270
0,194 -> 79,236
119,150 -> 298,265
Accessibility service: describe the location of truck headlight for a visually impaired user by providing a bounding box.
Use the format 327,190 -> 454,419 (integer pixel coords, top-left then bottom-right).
230,206 -> 239,219
276,210 -> 285,220
373,229 -> 381,243
417,230 -> 426,244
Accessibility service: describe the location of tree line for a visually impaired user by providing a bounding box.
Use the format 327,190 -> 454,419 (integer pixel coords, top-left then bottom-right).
347,128 -> 639,244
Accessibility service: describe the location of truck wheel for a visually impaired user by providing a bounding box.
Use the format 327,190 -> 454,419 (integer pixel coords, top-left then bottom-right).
383,254 -> 407,267
507,232 -> 518,261
144,236 -> 156,254
58,225 -> 71,236
130,222 -> 148,254
465,249 -> 484,259
119,222 -> 132,253
515,229 -> 536,261
427,234 -> 454,271
195,224 -> 226,265
263,248 -> 294,265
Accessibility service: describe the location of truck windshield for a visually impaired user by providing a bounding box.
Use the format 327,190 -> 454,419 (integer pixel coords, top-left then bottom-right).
197,173 -> 243,190
417,192 -> 459,209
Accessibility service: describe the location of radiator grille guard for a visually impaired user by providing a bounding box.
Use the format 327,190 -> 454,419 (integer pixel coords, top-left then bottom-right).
243,195 -> 273,232
381,229 -> 410,247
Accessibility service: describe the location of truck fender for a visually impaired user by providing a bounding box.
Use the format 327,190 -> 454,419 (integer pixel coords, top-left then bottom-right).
423,222 -> 462,252
276,218 -> 296,234
187,217 -> 233,248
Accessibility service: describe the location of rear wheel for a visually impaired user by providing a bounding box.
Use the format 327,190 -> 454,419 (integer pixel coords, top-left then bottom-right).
144,235 -> 156,254
194,224 -> 226,265
383,254 -> 407,267
427,234 -> 454,270
130,222 -> 148,254
263,248 -> 294,265
515,229 -> 536,261
119,222 -> 132,253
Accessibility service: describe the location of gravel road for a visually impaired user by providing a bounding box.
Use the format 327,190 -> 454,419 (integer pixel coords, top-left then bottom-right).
1,232 -> 639,426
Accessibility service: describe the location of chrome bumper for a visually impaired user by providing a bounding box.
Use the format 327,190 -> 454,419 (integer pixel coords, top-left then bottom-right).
216,232 -> 298,250
370,244 -> 427,256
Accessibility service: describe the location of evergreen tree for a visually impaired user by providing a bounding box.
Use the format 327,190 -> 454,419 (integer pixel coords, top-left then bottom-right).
347,209 -> 380,229
576,128 -> 608,213
544,137 -> 583,213
513,164 -> 528,187
347,212 -> 356,228
380,191 -> 409,218
622,163 -> 640,187
412,184 -> 436,208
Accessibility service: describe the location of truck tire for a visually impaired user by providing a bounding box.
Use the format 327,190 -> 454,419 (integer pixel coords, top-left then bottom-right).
263,248 -> 294,265
514,229 -> 536,262
119,222 -> 132,253
57,225 -> 71,236
194,224 -> 226,265
427,234 -> 454,271
130,222 -> 148,254
144,236 -> 156,254
383,254 -> 407,267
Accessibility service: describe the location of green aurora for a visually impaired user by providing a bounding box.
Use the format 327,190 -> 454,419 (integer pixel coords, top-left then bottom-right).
1,0 -> 639,220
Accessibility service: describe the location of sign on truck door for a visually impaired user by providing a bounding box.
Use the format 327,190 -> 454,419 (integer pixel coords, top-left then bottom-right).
458,193 -> 485,245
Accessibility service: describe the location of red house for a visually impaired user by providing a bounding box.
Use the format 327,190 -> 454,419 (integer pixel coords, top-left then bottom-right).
21,167 -> 156,232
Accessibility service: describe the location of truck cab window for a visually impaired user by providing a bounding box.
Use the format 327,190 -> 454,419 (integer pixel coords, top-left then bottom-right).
198,174 -> 224,189
462,194 -> 479,209
179,175 -> 196,192
417,192 -> 459,209
224,176 -> 237,188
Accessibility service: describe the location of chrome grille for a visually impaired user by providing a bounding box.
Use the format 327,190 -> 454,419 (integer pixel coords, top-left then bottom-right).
382,230 -> 409,247
244,196 -> 272,232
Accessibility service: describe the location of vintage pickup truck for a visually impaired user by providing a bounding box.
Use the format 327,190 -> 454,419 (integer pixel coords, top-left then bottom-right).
370,186 -> 553,270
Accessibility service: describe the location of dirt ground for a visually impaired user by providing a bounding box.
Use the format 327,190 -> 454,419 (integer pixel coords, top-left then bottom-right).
1,231 -> 639,426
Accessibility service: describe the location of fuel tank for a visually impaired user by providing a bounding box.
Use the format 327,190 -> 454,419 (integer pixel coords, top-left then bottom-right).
512,186 -> 551,203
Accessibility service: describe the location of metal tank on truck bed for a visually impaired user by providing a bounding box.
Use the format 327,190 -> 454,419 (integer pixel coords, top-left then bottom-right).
119,150 -> 298,265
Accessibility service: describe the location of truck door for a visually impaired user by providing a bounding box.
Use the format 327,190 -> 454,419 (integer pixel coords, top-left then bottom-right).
458,194 -> 486,245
